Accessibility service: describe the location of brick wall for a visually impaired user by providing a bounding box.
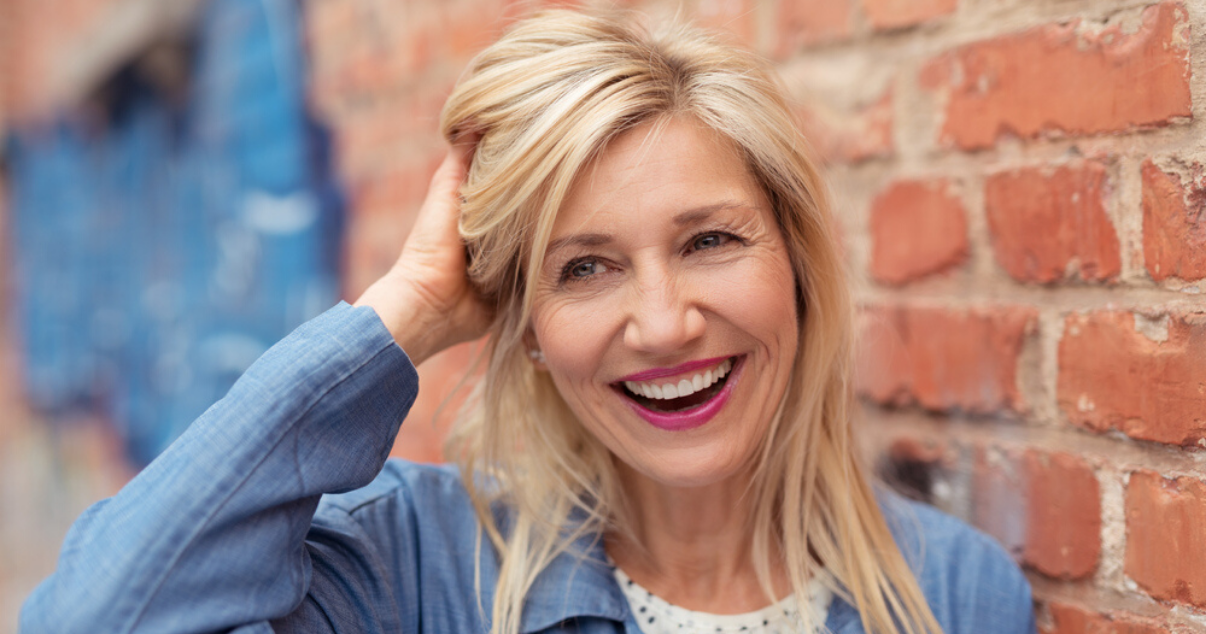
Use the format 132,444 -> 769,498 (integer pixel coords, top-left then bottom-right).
306,0 -> 1206,627
4,0 -> 1206,630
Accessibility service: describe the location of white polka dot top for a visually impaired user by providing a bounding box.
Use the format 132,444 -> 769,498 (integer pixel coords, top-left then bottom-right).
613,567 -> 832,634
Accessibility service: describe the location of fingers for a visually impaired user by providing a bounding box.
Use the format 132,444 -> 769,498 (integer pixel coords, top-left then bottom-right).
450,129 -> 481,169
409,145 -> 473,247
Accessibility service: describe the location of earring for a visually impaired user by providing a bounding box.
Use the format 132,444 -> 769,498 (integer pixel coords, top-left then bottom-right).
528,349 -> 546,364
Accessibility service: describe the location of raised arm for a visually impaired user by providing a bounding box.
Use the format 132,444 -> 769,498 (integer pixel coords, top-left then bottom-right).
20,138 -> 487,633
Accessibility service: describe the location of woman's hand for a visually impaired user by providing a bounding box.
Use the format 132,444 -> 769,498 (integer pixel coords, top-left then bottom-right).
354,137 -> 491,366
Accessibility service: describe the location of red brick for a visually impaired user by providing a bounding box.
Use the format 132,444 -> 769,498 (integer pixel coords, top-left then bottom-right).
694,0 -> 757,48
1023,452 -> 1101,579
1141,159 -> 1206,282
443,0 -> 507,60
985,162 -> 1121,284
877,436 -> 951,504
921,3 -> 1191,150
352,164 -> 433,219
869,178 -> 968,285
1058,310 -> 1206,445
1043,602 -> 1169,634
971,446 -> 1027,557
973,450 -> 1100,579
1126,471 -> 1206,608
777,0 -> 852,56
797,88 -> 893,164
862,0 -> 956,31
857,305 -> 1036,413
343,210 -> 408,301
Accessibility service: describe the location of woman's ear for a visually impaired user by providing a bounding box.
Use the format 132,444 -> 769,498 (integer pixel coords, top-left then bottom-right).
522,330 -> 547,371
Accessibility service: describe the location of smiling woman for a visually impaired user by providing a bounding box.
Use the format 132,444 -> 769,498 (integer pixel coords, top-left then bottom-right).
533,118 -> 798,487
434,9 -> 1031,634
20,7 -> 1034,634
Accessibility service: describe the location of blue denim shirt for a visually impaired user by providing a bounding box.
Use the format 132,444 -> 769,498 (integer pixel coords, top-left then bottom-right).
20,302 -> 1036,633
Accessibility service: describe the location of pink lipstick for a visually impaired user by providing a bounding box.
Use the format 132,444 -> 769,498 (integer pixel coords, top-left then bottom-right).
618,356 -> 743,431
617,356 -> 732,383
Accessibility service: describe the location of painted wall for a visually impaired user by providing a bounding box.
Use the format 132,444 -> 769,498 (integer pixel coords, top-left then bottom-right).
0,0 -> 342,625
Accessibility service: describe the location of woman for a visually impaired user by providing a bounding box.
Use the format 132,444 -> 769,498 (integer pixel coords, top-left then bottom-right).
21,9 -> 1033,634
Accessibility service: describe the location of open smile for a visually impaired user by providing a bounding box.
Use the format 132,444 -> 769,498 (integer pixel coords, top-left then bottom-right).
612,356 -> 744,431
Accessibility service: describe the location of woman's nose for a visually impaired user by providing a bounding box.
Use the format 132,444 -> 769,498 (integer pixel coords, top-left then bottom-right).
622,274 -> 706,354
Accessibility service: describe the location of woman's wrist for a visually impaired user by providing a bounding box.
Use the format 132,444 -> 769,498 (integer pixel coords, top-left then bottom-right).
353,278 -> 444,366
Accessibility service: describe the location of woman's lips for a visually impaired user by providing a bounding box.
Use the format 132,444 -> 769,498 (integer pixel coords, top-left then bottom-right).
616,356 -> 744,432
617,355 -> 732,383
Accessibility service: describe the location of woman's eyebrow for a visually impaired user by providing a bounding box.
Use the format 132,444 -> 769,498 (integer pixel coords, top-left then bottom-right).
546,201 -> 754,256
546,233 -> 612,256
672,201 -> 750,226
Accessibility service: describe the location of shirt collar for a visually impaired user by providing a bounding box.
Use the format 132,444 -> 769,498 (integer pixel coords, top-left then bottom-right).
518,527 -> 630,633
509,497 -> 893,634
512,524 -> 863,634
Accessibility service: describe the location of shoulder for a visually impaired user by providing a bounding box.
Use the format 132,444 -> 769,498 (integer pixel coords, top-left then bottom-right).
305,459 -> 495,596
317,459 -> 479,531
309,459 -> 486,564
878,490 -> 1036,634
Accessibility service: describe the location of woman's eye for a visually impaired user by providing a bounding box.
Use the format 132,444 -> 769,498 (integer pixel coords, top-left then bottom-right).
561,258 -> 607,282
690,232 -> 732,251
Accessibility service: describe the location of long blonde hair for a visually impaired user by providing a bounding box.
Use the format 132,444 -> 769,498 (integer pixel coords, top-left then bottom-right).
440,9 -> 942,634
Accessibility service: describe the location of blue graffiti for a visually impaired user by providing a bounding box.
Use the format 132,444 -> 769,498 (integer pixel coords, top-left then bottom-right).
5,0 -> 344,466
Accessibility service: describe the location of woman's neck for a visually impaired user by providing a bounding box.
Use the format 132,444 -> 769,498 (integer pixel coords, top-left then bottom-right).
605,463 -> 790,614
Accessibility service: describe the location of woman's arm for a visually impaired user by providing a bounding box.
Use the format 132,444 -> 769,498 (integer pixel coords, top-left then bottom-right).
20,139 -> 486,633
20,302 -> 416,633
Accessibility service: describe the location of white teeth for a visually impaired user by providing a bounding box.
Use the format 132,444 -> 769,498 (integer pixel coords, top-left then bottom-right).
622,358 -> 735,401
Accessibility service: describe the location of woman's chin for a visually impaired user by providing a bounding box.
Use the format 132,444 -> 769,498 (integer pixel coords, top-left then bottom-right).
617,447 -> 753,490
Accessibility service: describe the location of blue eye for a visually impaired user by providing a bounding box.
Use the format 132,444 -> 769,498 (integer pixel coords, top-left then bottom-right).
560,258 -> 607,282
690,232 -> 732,251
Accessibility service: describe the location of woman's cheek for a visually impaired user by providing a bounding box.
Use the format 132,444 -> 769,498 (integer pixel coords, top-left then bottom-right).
533,296 -> 615,384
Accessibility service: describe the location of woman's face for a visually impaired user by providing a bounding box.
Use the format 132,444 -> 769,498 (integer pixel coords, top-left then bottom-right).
529,117 -> 800,488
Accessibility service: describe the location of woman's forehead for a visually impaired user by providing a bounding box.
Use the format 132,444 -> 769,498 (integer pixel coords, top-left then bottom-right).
551,118 -> 765,238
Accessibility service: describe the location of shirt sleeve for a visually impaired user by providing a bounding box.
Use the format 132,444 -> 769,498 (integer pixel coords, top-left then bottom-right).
19,302 -> 420,634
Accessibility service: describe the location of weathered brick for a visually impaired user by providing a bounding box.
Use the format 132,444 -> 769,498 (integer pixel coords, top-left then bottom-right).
1140,159 -> 1206,282
344,210 -> 408,301
971,446 -> 1026,557
1024,452 -> 1101,579
921,3 -> 1191,150
973,449 -> 1101,579
797,89 -> 893,164
876,436 -> 951,506
1058,310 -> 1206,445
1126,471 -> 1206,609
1043,602 -> 1169,634
693,0 -> 757,48
862,0 -> 956,31
444,0 -> 508,59
985,162 -> 1121,284
777,0 -> 852,56
869,178 -> 968,285
857,305 -> 1036,413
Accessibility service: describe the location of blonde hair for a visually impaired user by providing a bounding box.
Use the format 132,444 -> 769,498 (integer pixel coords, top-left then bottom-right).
440,9 -> 942,634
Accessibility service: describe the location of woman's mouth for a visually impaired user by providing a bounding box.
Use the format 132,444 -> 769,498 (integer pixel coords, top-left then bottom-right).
613,356 -> 742,431
620,357 -> 733,412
